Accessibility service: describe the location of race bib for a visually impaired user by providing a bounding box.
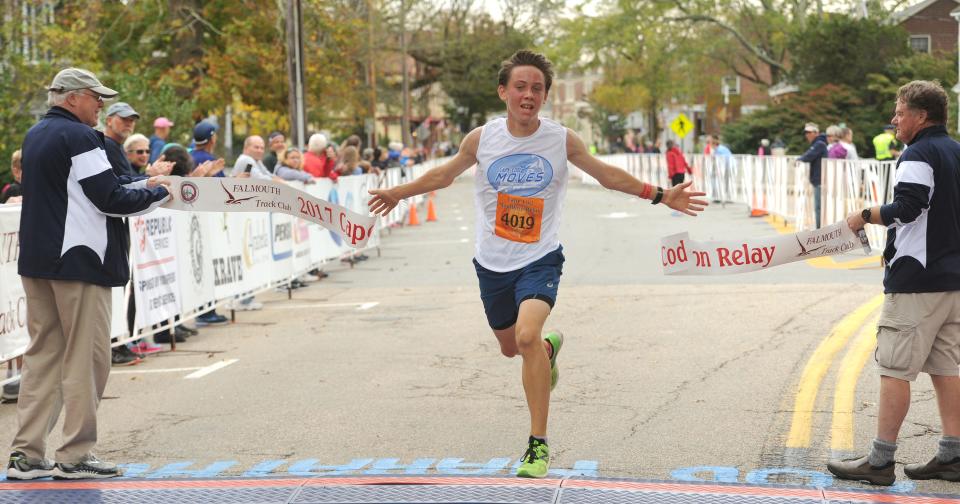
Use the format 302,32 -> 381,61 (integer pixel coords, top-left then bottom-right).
495,192 -> 543,243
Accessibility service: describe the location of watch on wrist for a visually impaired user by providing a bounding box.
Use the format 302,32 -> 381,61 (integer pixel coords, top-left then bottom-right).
651,186 -> 664,205
861,208 -> 871,223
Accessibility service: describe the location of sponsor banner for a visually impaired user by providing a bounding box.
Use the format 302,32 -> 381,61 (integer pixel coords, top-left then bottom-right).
174,212 -> 216,314
241,212 -> 273,293
307,179 -> 349,263
661,222 -> 865,275
130,209 -> 182,329
110,286 -> 127,339
292,215 -> 313,275
0,208 -> 27,361
165,176 -> 376,249
337,175 -> 382,249
269,212 -> 295,285
211,212 -> 248,300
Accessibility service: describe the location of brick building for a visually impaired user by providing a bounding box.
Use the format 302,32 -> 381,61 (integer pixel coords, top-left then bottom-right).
894,0 -> 960,54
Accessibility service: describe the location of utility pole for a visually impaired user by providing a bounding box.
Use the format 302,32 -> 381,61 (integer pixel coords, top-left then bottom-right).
400,0 -> 413,147
367,0 -> 378,148
285,0 -> 307,150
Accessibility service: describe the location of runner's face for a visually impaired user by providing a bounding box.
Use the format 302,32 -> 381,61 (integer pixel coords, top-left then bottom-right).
499,66 -> 547,121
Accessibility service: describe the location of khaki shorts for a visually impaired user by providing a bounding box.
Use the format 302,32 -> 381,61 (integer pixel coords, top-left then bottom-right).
875,292 -> 960,381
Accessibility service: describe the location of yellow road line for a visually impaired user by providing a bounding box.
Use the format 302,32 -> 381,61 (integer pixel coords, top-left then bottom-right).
785,294 -> 883,448
763,216 -> 881,269
830,314 -> 880,452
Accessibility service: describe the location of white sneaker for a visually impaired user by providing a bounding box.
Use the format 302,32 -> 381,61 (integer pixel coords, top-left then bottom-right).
228,300 -> 263,311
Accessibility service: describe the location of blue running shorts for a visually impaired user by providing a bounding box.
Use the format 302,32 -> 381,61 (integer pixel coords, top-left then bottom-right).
472,245 -> 564,330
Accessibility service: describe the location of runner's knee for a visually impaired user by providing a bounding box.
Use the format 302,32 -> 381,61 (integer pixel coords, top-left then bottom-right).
515,327 -> 541,353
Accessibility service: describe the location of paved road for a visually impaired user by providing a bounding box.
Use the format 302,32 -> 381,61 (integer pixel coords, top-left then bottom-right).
0,176 -> 955,496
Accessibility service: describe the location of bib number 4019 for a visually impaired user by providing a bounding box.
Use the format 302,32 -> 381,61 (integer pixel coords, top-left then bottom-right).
495,192 -> 543,243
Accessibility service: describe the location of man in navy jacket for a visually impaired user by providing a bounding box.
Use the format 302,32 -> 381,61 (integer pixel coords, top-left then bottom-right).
7,68 -> 171,480
831,80 -> 960,485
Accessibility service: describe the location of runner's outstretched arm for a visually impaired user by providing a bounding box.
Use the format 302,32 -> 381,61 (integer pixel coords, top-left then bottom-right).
368,128 -> 481,216
566,129 -> 708,216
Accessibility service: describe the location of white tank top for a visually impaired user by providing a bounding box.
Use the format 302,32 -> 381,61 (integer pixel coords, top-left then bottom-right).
474,117 -> 568,272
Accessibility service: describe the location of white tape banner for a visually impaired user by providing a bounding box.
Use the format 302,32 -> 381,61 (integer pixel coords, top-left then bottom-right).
661,222 -> 869,275
164,177 -> 377,249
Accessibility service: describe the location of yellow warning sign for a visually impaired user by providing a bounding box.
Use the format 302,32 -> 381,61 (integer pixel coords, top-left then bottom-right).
670,113 -> 693,139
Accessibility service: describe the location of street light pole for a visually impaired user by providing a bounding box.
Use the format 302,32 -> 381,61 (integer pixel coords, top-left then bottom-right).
286,0 -> 307,150
366,0 -> 378,148
400,0 -> 412,147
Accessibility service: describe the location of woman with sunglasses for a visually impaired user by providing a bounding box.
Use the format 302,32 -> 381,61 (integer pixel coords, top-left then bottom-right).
124,134 -> 172,176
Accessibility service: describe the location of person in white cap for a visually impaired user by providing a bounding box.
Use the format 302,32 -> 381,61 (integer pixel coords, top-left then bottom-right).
149,116 -> 174,163
6,68 -> 172,481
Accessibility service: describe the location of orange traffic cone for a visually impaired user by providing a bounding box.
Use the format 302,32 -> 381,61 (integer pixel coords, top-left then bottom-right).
408,201 -> 420,226
749,173 -> 769,218
426,196 -> 438,222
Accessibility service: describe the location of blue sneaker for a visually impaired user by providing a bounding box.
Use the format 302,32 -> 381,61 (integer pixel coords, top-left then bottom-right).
195,312 -> 228,326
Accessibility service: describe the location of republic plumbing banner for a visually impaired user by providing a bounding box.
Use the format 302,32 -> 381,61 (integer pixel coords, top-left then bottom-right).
661,222 -> 867,275
163,177 -> 377,249
130,209 -> 181,330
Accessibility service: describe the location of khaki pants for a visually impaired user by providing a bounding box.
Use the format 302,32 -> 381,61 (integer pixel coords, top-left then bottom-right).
876,292 -> 960,381
11,277 -> 111,463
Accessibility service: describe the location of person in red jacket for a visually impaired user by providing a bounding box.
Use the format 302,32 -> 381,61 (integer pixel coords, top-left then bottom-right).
666,139 -> 691,187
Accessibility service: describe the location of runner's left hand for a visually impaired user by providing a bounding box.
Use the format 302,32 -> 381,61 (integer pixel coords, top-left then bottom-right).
662,181 -> 708,216
368,188 -> 401,216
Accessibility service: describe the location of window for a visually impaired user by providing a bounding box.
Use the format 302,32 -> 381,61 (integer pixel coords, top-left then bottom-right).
909,35 -> 931,53
721,76 -> 741,95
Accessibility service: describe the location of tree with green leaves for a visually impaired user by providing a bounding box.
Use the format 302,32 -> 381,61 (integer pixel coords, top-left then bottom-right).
547,0 -> 709,143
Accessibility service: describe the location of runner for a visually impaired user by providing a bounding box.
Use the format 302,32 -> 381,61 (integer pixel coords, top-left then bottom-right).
368,50 -> 707,478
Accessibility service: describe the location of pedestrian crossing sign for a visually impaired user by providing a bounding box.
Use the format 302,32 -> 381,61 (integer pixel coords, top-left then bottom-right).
670,114 -> 693,139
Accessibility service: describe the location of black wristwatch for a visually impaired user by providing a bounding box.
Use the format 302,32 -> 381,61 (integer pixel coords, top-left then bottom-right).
861,208 -> 871,223
651,186 -> 664,205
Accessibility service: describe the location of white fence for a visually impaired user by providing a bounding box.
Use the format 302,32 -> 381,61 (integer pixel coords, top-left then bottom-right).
579,153 -> 896,250
0,163 -> 437,365
0,153 -> 896,367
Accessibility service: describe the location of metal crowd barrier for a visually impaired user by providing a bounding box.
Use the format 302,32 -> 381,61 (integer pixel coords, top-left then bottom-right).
585,153 -> 896,251
0,161 -> 436,374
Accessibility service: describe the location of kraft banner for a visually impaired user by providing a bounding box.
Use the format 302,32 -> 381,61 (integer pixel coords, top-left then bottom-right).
661,222 -> 871,275
163,177 -> 377,249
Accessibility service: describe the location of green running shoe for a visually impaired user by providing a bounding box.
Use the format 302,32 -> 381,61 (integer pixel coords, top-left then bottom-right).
516,436 -> 550,478
544,331 -> 564,391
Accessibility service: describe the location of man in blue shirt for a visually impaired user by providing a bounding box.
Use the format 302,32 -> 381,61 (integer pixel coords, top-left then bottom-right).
798,123 -> 828,228
148,117 -> 173,164
190,121 -> 224,178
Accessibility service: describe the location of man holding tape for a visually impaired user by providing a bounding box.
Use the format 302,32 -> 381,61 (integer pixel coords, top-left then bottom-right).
368,50 -> 707,478
7,68 -> 171,480
829,80 -> 960,485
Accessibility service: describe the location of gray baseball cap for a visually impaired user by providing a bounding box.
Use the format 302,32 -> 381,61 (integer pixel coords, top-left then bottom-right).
105,102 -> 139,119
47,68 -> 118,97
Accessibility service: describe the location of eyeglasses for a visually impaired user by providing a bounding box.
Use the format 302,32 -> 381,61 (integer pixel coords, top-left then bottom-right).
78,90 -> 103,103
127,149 -> 150,155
